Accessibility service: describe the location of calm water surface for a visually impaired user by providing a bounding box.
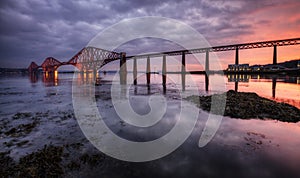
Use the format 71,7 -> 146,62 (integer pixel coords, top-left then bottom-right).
0,72 -> 299,178
102,72 -> 300,108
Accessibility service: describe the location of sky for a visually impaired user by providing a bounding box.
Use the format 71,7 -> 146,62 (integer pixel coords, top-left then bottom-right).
0,0 -> 300,70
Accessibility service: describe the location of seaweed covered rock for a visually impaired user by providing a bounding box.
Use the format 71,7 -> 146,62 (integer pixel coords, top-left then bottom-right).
186,90 -> 300,122
0,145 -> 65,177
0,151 -> 16,177
16,145 -> 64,177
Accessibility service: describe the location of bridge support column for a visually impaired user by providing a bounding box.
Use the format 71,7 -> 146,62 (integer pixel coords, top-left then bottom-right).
205,50 -> 209,91
181,52 -> 186,73
181,52 -> 186,91
133,57 -> 137,85
162,55 -> 167,93
120,52 -> 127,85
273,45 -> 277,65
235,47 -> 239,65
205,50 -> 209,72
146,56 -> 151,86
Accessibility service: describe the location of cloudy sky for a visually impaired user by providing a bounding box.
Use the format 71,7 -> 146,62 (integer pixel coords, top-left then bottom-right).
0,0 -> 300,69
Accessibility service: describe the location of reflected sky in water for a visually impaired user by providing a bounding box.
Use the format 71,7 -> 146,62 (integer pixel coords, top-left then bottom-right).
1,73 -> 299,177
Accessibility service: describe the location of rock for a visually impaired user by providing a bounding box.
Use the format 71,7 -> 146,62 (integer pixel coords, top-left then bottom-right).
12,112 -> 32,119
16,145 -> 64,177
186,90 -> 300,122
5,122 -> 38,137
0,145 -> 64,177
0,151 -> 16,177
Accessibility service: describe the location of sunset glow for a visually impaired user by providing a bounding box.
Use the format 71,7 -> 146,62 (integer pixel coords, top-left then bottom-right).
1,0 -> 300,68
0,1 -> 300,177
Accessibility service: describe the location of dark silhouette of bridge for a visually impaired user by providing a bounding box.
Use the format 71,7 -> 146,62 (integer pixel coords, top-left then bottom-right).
29,37 -> 300,90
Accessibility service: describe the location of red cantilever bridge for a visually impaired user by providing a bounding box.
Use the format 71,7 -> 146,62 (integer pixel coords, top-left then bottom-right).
28,37 -> 300,74
28,47 -> 121,73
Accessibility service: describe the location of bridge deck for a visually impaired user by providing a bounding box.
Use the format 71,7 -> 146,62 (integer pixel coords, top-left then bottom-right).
126,37 -> 300,59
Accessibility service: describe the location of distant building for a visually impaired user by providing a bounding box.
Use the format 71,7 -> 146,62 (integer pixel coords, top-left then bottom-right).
227,64 -> 250,71
263,64 -> 286,71
250,65 -> 263,71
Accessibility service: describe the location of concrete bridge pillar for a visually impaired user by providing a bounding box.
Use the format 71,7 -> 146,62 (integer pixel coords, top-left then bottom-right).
205,49 -> 209,91
162,55 -> 166,85
205,49 -> 209,72
181,52 -> 186,91
133,57 -> 137,85
235,46 -> 239,65
120,52 -> 127,85
162,55 -> 167,93
273,45 -> 277,65
181,52 -> 186,73
146,56 -> 151,86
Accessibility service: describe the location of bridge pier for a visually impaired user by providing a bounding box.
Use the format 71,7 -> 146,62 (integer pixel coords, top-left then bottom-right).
182,52 -> 186,91
205,49 -> 209,72
273,45 -> 277,65
146,56 -> 151,86
162,55 -> 167,93
181,52 -> 186,73
133,57 -> 137,85
120,52 -> 127,85
235,47 -> 239,65
205,49 -> 209,91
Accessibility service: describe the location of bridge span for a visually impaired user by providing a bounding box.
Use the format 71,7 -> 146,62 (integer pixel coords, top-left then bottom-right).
29,37 -> 300,88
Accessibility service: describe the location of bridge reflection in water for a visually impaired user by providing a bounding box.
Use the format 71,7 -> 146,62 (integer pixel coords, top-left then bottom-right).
30,71 -> 299,95
228,74 -> 280,97
29,71 -> 103,87
29,71 -> 300,108
30,71 -> 60,87
227,74 -> 300,107
30,70 -> 203,92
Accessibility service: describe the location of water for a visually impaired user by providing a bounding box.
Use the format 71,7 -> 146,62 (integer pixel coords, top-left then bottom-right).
104,72 -> 300,108
0,72 -> 300,177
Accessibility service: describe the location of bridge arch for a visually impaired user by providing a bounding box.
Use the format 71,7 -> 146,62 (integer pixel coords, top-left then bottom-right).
28,47 -> 120,73
28,62 -> 39,73
41,57 -> 62,73
67,46 -> 120,71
